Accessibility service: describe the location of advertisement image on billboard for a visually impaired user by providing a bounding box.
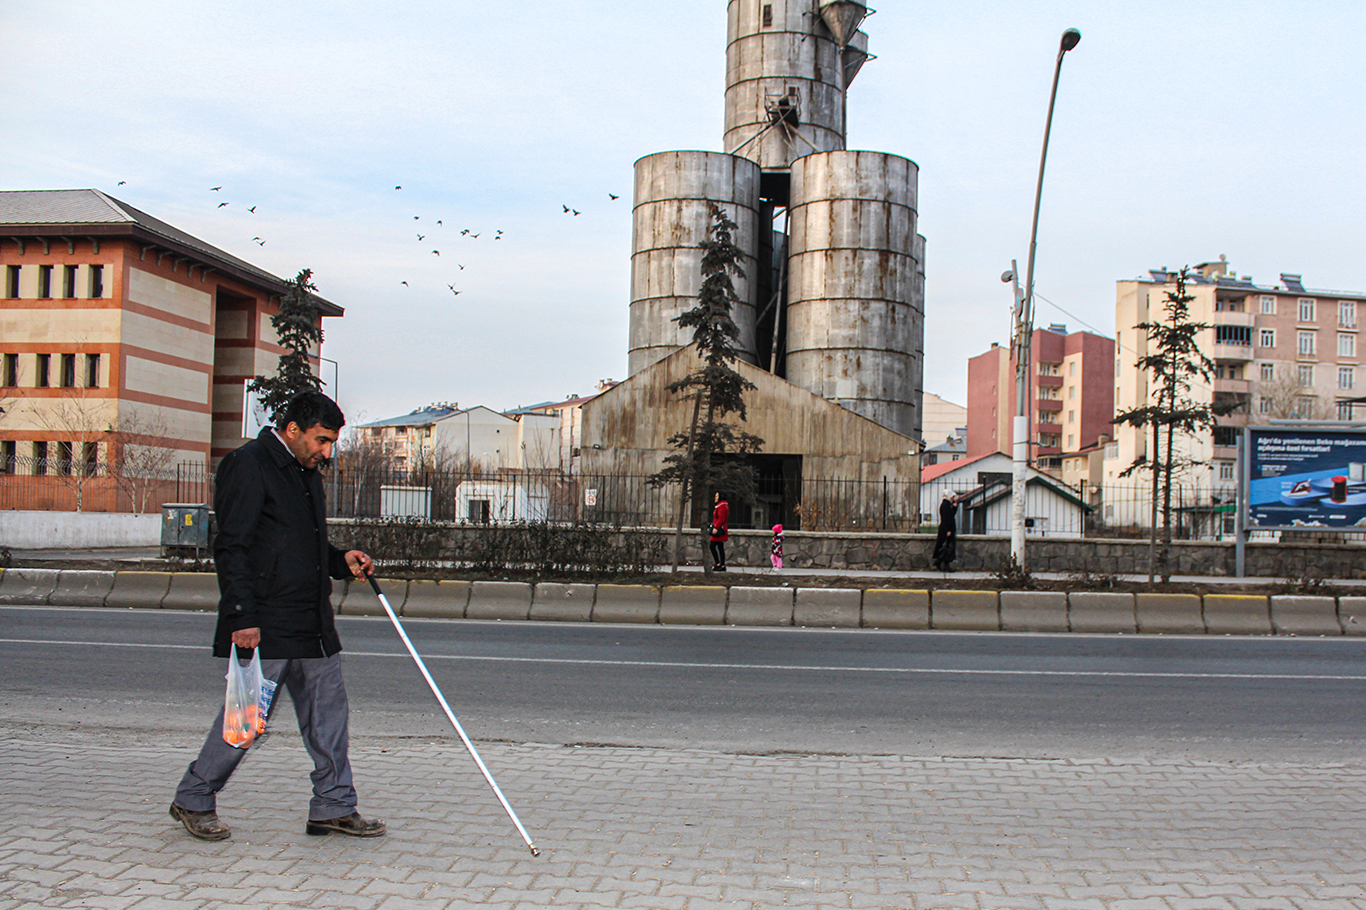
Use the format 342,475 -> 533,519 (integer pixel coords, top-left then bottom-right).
1247,427 -> 1366,529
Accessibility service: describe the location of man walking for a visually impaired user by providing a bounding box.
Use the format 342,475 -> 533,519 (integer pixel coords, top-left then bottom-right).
170,391 -> 385,841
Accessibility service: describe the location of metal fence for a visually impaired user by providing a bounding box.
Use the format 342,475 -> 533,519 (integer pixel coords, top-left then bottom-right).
0,458 -> 184,514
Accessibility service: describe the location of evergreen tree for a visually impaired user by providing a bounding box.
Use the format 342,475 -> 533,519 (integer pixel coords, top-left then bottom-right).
649,203 -> 764,573
250,269 -> 324,423
1112,267 -> 1218,581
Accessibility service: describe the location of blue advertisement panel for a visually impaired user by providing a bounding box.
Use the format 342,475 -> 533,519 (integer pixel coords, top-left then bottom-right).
1247,428 -> 1366,529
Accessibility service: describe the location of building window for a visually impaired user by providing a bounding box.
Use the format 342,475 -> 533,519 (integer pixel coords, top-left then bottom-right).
1067,434 -> 1074,448
1260,328 -> 1275,348
60,354 -> 76,388
35,354 -> 50,388
1259,396 -> 1272,414
32,441 -> 48,475
1341,301 -> 1358,328
1068,410 -> 1075,424
37,265 -> 53,299
1340,367 -> 1355,390
1219,462 -> 1235,481
1296,397 -> 1316,416
1069,362 -> 1076,376
1115,358 -> 1121,377
1298,331 -> 1316,357
1299,298 -> 1317,322
56,442 -> 73,476
1299,364 -> 1314,387
4,266 -> 18,298
62,265 -> 77,298
1216,325 -> 1252,345
1214,426 -> 1239,446
1340,334 -> 1356,358
2,354 -> 16,387
1260,363 -> 1276,381
0,441 -> 13,475
83,442 -> 99,474
1069,385 -> 1076,399
1260,295 -> 1276,315
85,353 -> 100,388
89,265 -> 104,299
1340,401 -> 1356,421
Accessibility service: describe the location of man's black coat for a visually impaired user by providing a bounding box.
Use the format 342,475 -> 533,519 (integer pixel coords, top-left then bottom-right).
212,428 -> 351,659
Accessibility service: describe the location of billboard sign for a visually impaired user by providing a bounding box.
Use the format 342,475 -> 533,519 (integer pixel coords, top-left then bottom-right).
242,381 -> 271,439
1246,427 -> 1366,529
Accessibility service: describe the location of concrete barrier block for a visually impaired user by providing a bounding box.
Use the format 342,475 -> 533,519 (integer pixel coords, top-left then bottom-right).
531,583 -> 596,622
726,586 -> 794,626
1068,592 -> 1136,633
1270,595 -> 1342,636
659,585 -> 727,625
931,590 -> 999,631
1203,594 -> 1271,635
794,588 -> 861,628
593,584 -> 659,623
1136,593 -> 1204,634
0,567 -> 60,605
163,573 -> 220,612
1000,591 -> 1068,632
343,578 -> 399,616
106,571 -> 171,609
1337,597 -> 1366,636
48,570 -> 115,607
402,580 -> 470,618
861,589 -> 930,629
467,581 -> 532,621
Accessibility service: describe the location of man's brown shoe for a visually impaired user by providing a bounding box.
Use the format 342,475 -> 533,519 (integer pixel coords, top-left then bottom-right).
169,803 -> 231,841
305,812 -> 386,838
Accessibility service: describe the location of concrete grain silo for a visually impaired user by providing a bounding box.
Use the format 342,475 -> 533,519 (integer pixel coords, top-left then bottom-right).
628,151 -> 762,376
786,150 -> 923,437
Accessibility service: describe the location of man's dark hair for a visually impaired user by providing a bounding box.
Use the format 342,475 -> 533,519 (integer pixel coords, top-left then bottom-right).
279,391 -> 345,433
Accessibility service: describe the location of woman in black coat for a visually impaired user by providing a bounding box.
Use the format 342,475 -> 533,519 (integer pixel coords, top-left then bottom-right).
932,491 -> 958,572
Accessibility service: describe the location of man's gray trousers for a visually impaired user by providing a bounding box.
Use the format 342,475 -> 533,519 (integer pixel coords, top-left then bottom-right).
174,653 -> 358,821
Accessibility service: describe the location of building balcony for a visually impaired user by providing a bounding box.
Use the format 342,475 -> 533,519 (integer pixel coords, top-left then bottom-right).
1036,420 -> 1062,433
1036,398 -> 1063,411
1212,310 -> 1255,327
1214,377 -> 1252,394
1211,342 -> 1253,362
1036,374 -> 1064,388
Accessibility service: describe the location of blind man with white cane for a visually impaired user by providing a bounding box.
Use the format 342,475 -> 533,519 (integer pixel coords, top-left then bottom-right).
170,391 -> 385,841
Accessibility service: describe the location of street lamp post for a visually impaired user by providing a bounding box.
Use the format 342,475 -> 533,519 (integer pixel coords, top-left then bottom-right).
1010,27 -> 1081,570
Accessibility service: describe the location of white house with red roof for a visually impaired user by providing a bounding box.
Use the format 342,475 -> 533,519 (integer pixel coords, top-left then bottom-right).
921,452 -> 1090,538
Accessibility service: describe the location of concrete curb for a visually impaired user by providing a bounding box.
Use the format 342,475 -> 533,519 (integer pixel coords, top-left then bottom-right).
531,583 -> 596,622
1136,593 -> 1204,634
1203,594 -> 1271,635
660,585 -> 726,625
1338,596 -> 1366,636
794,587 -> 861,628
932,590 -> 999,631
0,567 -> 61,605
163,573 -> 220,612
1000,591 -> 1069,633
593,584 -> 659,623
50,570 -> 115,608
105,571 -> 171,609
861,589 -> 930,629
402,580 -> 470,618
1270,595 -> 1342,636
342,578 -> 399,616
1068,592 -> 1136,633
726,586 -> 794,626
467,581 -> 533,621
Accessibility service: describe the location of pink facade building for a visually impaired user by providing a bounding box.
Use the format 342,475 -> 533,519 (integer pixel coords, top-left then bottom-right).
966,325 -> 1115,470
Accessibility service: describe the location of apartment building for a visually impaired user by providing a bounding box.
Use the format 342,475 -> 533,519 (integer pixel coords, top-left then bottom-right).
0,188 -> 342,509
359,404 -> 559,473
966,324 -> 1115,471
1102,258 -> 1366,531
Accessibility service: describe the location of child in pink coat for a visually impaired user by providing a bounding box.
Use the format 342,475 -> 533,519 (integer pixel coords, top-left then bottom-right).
770,524 -> 784,570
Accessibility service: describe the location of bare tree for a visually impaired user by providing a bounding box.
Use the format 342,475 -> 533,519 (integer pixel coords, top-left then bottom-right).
1255,366 -> 1338,420
35,389 -> 113,512
108,411 -> 179,513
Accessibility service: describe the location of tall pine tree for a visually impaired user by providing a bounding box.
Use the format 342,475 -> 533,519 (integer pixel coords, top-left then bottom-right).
250,268 -> 324,423
649,203 -> 764,573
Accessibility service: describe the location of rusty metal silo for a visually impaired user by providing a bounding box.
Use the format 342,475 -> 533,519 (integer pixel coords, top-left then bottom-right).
785,150 -> 925,438
628,151 -> 762,376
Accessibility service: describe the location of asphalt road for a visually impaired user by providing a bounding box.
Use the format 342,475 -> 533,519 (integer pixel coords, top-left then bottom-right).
3,604 -> 1365,762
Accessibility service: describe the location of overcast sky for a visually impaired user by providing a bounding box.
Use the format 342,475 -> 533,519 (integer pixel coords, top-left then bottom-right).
7,1 -> 1364,428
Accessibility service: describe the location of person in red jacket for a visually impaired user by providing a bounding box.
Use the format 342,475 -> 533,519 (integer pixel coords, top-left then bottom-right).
709,492 -> 730,572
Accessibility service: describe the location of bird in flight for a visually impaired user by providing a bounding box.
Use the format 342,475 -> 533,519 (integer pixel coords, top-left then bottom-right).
436,220 -> 443,225
417,234 -> 425,241
211,186 -> 222,191
458,264 -> 465,270
413,215 -> 420,220
395,186 -> 402,190
572,209 -> 580,216
118,180 -> 127,186
248,205 -> 256,213
460,229 -> 469,235
449,287 -> 461,296
218,202 -> 229,208
256,239 -> 266,246
470,232 -> 480,238
401,281 -> 409,286
563,205 -> 570,213
432,250 -> 440,256
252,236 -> 261,241
609,193 -> 619,200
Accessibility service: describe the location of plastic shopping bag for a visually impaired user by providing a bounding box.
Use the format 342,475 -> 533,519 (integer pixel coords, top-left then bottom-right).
222,645 -> 263,749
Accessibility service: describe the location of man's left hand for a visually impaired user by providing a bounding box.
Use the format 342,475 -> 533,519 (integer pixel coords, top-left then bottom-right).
344,550 -> 374,578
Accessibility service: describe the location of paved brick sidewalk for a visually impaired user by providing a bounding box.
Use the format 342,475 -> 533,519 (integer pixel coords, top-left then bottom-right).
2,729 -> 1364,909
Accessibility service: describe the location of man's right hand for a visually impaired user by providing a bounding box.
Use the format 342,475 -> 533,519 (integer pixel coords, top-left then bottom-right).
232,627 -> 261,649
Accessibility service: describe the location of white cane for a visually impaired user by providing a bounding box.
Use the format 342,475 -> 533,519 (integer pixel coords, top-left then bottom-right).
365,574 -> 540,856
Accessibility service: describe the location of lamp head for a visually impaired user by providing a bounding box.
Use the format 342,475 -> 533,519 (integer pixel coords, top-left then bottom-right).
1001,269 -> 1016,283
1060,28 -> 1081,52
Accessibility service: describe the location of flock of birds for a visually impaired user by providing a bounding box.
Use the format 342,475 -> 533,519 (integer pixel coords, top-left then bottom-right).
112,180 -> 625,298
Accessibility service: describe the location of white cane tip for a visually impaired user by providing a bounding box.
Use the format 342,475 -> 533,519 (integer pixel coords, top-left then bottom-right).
530,846 -> 541,857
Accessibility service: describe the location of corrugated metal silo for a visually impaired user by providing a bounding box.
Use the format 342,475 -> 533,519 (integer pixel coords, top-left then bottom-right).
628,151 -> 762,376
785,150 -> 924,438
724,0 -> 866,169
